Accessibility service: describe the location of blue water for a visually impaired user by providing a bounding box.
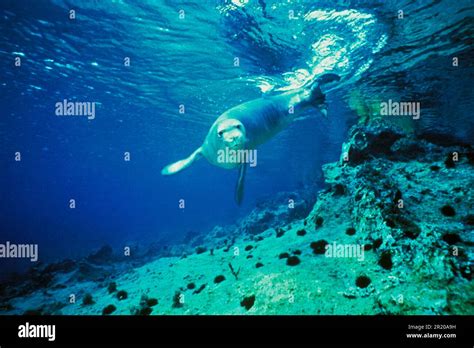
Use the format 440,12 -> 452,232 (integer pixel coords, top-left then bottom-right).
1,0 -> 473,275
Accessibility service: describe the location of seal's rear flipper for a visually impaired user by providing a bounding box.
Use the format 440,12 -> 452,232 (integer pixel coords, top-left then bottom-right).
316,73 -> 341,86
235,164 -> 247,205
161,147 -> 203,175
308,73 -> 341,111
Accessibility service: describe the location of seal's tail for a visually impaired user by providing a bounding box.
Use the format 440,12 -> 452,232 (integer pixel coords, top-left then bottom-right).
308,73 -> 341,117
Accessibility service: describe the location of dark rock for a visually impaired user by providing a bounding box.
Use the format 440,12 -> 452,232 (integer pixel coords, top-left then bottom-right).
24,309 -> 42,315
259,211 -> 274,223
102,305 -> 116,315
390,138 -> 426,159
147,298 -> 158,307
187,282 -> 196,290
463,214 -> 474,226
288,200 -> 314,221
279,252 -> 290,259
82,293 -> 94,305
242,209 -> 279,235
445,155 -> 456,169
195,246 -> 207,254
240,295 -> 256,310
373,238 -> 383,249
430,165 -> 441,171
466,151 -> 474,165
27,266 -> 54,289
418,132 -> 464,147
333,183 -> 345,195
344,125 -> 404,164
393,190 -> 402,204
214,275 -> 225,284
44,259 -> 76,274
286,256 -> 301,266
172,291 -> 184,308
255,262 -> 263,268
245,245 -> 253,251
52,283 -> 67,290
139,307 -> 153,315
400,218 -> 421,239
296,229 -> 306,236
87,245 -> 114,264
40,302 -> 65,315
379,251 -> 393,270
0,303 -> 13,311
355,276 -> 371,288
384,215 -> 421,239
138,295 -> 157,314
315,216 -> 324,227
440,205 -> 456,217
107,282 -> 117,294
310,240 -> 328,254
117,290 -> 128,300
73,261 -> 109,282
442,233 -> 461,245
385,218 -> 396,228
276,228 -> 285,238
346,227 -> 356,236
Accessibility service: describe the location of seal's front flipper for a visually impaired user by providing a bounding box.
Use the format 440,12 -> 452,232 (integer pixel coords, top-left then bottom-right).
161,147 -> 202,175
235,164 -> 247,205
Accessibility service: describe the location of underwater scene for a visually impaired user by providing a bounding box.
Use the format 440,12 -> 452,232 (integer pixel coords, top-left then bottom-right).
1,0 -> 473,318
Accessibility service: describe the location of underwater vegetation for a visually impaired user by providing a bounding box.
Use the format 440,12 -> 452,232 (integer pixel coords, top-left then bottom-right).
0,123 -> 472,315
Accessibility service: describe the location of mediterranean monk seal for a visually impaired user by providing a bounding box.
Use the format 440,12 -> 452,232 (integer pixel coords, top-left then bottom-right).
162,73 -> 340,204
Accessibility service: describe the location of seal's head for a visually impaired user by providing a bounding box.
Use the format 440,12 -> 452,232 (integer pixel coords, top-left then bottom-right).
216,119 -> 246,149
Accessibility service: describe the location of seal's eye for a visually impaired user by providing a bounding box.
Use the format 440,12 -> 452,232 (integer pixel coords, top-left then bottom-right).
235,124 -> 241,130
217,130 -> 223,137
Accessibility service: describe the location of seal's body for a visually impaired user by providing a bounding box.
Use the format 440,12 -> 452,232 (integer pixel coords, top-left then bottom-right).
162,73 -> 340,204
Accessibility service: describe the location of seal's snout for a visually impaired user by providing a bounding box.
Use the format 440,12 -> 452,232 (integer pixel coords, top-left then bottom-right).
224,132 -> 240,144
217,118 -> 246,148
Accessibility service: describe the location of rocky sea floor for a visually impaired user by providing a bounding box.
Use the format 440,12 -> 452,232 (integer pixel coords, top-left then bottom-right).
1,124 -> 473,315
